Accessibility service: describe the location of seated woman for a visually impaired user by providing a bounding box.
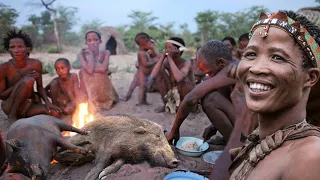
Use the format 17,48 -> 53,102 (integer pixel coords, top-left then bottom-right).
45,58 -> 80,116
78,30 -> 118,113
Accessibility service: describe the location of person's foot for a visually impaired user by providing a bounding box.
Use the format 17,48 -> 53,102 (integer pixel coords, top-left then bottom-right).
154,105 -> 165,113
207,136 -> 227,146
136,102 -> 151,106
120,95 -> 131,101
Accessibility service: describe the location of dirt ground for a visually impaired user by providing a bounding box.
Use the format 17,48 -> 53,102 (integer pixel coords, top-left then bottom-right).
0,50 -> 223,180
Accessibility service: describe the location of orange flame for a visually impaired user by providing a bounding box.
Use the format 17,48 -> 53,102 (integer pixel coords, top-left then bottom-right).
65,102 -> 94,136
50,159 -> 58,164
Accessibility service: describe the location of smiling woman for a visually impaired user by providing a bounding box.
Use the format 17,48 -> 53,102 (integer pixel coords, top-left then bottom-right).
229,11 -> 320,180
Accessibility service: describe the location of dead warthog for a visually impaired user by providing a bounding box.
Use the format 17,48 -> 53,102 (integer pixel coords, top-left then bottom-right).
56,115 -> 179,180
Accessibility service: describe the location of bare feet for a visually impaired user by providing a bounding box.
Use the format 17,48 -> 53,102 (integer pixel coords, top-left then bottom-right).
120,95 -> 130,101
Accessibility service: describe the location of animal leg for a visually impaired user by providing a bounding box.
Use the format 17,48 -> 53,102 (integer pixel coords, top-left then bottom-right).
84,152 -> 111,180
56,137 -> 88,154
99,159 -> 125,180
54,119 -> 89,135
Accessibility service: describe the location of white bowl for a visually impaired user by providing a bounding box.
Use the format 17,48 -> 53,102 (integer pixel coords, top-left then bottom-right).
175,137 -> 209,157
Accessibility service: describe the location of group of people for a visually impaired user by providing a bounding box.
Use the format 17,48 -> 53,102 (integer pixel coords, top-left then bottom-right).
0,9 -> 320,180
0,30 -> 119,123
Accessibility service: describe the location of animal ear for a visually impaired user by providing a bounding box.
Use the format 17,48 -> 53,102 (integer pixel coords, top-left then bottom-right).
5,139 -> 21,152
134,127 -> 147,134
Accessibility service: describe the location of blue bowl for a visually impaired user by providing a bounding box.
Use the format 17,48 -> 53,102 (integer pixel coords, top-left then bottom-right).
164,171 -> 209,180
175,137 -> 209,157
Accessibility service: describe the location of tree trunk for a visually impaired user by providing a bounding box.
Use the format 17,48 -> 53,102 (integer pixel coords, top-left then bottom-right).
52,11 -> 61,52
41,0 -> 61,53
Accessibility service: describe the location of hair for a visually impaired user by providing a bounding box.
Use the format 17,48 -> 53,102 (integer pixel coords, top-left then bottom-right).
284,11 -> 320,69
169,37 -> 185,48
238,33 -> 249,42
198,40 -> 233,65
85,30 -> 101,40
2,29 -> 33,51
135,32 -> 150,45
55,58 -> 70,67
222,36 -> 236,46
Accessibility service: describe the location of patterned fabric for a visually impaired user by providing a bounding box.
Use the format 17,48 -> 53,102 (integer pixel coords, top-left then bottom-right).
249,11 -> 320,68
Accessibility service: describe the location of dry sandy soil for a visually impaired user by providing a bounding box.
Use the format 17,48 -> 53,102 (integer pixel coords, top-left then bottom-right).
0,49 -> 222,180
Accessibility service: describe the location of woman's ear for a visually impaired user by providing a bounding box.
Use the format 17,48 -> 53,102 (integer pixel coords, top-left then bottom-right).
305,68 -> 320,87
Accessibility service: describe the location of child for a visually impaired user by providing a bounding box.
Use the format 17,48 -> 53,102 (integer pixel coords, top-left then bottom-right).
45,58 -> 80,115
133,32 -> 157,105
78,30 -> 118,113
123,37 -> 157,101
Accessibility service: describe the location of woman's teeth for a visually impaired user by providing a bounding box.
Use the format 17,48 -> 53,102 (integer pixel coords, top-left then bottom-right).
249,82 -> 272,92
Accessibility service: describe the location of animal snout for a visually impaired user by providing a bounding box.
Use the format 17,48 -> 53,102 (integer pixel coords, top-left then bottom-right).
168,159 -> 180,168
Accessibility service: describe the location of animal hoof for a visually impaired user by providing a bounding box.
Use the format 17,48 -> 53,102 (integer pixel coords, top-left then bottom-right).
99,171 -> 107,179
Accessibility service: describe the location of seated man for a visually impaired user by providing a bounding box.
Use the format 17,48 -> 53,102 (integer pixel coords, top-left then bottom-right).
229,11 -> 320,180
0,30 -> 61,120
148,37 -> 195,113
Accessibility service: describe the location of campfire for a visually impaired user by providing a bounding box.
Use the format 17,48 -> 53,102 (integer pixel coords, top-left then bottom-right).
64,102 -> 94,136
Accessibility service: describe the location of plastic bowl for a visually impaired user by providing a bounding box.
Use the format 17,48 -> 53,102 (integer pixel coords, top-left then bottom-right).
175,137 -> 209,157
202,150 -> 223,165
164,170 -> 209,180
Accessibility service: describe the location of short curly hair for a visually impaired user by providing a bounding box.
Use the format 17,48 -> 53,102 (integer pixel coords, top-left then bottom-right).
2,29 -> 33,51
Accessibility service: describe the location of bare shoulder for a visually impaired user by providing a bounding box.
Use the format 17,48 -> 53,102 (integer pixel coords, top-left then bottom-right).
283,136 -> 320,179
28,58 -> 41,64
70,73 -> 79,79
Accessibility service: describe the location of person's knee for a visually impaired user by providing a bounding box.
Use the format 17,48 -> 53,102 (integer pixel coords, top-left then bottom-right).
22,76 -> 36,88
201,91 -> 223,110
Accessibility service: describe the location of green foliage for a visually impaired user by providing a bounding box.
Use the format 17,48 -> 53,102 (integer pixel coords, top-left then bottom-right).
42,62 -> 55,76
80,19 -> 104,38
128,10 -> 158,32
47,46 -> 58,53
194,6 -> 269,42
0,3 -> 18,52
71,59 -> 81,69
316,0 -> 320,3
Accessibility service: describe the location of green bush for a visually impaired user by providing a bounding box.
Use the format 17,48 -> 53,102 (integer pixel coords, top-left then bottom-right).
71,59 -> 81,69
42,62 -> 55,76
47,46 -> 58,53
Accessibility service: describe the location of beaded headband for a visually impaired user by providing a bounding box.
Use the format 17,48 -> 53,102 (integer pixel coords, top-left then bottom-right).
249,11 -> 320,68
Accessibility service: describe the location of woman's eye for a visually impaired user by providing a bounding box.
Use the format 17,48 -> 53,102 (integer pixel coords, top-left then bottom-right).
272,55 -> 285,61
245,52 -> 256,57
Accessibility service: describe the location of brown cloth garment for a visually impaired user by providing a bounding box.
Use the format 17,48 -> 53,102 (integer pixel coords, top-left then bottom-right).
229,120 -> 320,180
79,51 -> 119,113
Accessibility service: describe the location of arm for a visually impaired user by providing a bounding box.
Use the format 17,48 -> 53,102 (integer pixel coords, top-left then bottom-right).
167,57 -> 191,83
34,60 -> 61,112
139,51 -> 156,68
0,65 -> 13,100
167,65 -> 238,143
44,82 -> 51,98
95,50 -> 110,74
78,49 -> 94,75
149,53 -> 166,79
